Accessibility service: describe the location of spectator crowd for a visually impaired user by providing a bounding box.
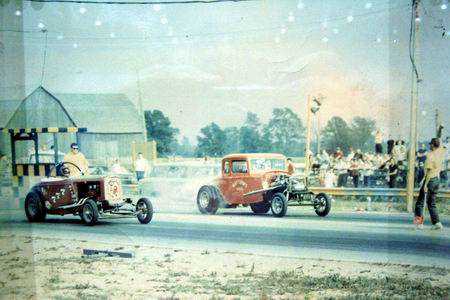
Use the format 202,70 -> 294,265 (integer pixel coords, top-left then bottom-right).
311,136 -> 449,189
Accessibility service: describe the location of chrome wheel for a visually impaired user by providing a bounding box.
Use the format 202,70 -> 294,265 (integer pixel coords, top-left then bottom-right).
314,196 -> 326,212
136,198 -> 153,224
314,193 -> 331,217
81,199 -> 99,225
199,191 -> 210,209
270,192 -> 287,218
83,204 -> 93,223
271,196 -> 283,214
27,201 -> 38,218
137,201 -> 148,219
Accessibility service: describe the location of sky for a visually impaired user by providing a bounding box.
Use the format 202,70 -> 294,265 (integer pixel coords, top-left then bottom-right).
1,0 -> 449,143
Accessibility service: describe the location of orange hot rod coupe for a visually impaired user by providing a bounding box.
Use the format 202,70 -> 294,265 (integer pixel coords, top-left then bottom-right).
196,153 -> 331,218
24,162 -> 153,225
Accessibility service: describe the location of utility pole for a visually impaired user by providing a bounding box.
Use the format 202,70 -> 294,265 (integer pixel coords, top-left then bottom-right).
316,111 -> 321,154
135,66 -> 147,142
406,0 -> 420,213
435,109 -> 443,138
305,95 -> 313,179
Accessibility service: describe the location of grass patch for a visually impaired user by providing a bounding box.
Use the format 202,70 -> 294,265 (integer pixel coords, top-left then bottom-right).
162,270 -> 449,298
48,273 -> 61,285
252,271 -> 449,298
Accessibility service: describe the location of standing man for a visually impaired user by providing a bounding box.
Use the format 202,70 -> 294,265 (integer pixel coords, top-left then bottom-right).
63,143 -> 89,176
414,138 -> 445,230
287,158 -> 295,175
375,130 -> 383,154
387,139 -> 395,155
134,152 -> 149,182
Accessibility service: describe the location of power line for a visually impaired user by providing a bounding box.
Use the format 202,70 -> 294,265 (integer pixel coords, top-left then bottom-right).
409,0 -> 420,81
25,0 -> 255,4
1,2 -> 409,42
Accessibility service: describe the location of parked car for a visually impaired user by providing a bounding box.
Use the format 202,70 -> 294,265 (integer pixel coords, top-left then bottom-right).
196,153 -> 331,217
24,161 -> 153,225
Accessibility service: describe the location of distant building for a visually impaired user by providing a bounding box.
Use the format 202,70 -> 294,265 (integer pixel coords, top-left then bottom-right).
0,86 -> 145,166
0,99 -> 21,156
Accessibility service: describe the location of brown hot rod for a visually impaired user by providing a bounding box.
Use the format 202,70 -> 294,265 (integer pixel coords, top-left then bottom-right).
196,153 -> 331,218
25,162 -> 153,225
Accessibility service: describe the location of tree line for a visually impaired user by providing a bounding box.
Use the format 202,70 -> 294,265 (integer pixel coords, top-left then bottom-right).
144,109 -> 377,158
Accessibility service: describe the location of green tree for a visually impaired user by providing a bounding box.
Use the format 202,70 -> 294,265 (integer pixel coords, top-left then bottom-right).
224,126 -> 240,154
262,108 -> 305,156
239,112 -> 262,153
321,116 -> 352,154
144,110 -> 179,156
196,122 -> 227,157
350,117 -> 376,152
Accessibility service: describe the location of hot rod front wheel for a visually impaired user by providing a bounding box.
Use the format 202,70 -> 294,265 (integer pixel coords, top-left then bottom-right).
136,198 -> 154,224
314,193 -> 331,217
270,193 -> 288,218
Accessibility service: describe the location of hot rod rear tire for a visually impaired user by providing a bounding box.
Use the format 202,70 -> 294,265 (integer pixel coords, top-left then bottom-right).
270,193 -> 288,218
197,186 -> 218,215
136,198 -> 153,224
25,191 -> 46,222
250,201 -> 271,214
81,199 -> 99,226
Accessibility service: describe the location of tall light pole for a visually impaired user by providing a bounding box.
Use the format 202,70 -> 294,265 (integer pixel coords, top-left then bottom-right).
406,0 -> 421,213
316,112 -> 321,154
305,94 -> 323,179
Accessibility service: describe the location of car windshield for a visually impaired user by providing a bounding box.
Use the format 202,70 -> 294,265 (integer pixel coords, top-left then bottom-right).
250,158 -> 286,172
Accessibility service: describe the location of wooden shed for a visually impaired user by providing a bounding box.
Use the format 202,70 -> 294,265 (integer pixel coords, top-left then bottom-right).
0,86 -> 145,167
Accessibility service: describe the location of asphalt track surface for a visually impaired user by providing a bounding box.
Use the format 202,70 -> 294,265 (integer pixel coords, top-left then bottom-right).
1,204 -> 449,268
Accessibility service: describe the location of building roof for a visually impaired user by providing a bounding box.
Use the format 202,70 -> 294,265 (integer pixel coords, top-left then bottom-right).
55,92 -> 144,134
2,86 -> 143,134
0,100 -> 22,127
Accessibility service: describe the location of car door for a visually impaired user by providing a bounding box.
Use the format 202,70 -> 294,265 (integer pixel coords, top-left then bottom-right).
228,160 -> 251,204
44,180 -> 75,208
218,160 -> 233,203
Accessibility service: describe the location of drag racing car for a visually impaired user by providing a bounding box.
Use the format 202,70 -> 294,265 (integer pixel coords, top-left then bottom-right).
196,153 -> 331,217
24,161 -> 153,225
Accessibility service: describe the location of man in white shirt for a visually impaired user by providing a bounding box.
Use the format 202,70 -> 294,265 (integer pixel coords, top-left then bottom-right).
134,152 -> 149,181
375,130 -> 383,154
414,138 -> 445,230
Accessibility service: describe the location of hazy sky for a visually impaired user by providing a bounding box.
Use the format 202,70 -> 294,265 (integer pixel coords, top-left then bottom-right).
2,0 -> 449,142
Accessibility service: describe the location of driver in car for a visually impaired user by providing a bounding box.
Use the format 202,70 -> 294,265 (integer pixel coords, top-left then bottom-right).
63,143 -> 89,176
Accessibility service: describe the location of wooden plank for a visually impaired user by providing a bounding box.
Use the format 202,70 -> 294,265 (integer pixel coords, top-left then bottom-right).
82,249 -> 134,258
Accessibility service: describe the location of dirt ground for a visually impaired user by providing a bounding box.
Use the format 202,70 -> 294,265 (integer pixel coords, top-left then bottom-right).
0,234 -> 448,300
